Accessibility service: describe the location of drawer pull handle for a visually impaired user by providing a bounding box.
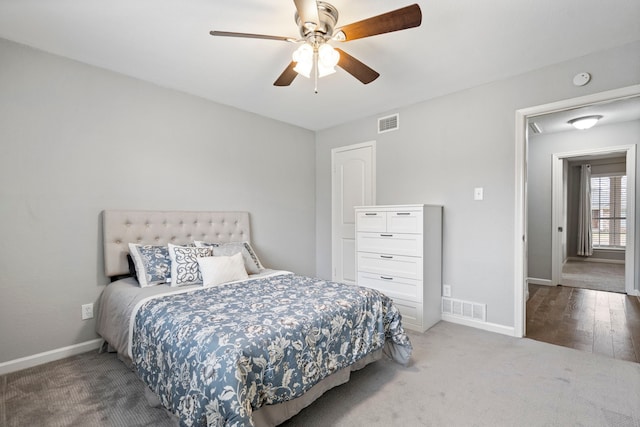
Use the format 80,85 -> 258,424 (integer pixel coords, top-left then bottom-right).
396,212 -> 411,216
380,234 -> 393,237
380,255 -> 393,259
380,276 -> 393,280
365,213 -> 378,216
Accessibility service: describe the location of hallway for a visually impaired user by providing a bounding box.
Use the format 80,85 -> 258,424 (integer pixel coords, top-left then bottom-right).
561,260 -> 625,293
526,284 -> 640,363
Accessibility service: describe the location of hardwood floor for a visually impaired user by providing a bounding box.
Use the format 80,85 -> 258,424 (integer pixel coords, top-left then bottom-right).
526,284 -> 640,363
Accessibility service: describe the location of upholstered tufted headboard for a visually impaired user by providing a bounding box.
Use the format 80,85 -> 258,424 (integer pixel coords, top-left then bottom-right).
102,210 -> 251,278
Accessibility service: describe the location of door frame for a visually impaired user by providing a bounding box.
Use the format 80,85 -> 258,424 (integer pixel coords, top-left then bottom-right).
514,84 -> 640,338
551,146 -> 636,293
550,156 -> 568,286
331,141 -> 376,282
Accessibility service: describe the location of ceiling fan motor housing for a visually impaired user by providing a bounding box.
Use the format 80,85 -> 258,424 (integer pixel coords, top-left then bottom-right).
295,1 -> 338,41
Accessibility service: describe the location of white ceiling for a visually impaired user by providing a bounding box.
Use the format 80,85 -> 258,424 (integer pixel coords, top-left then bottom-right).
530,96 -> 640,135
1,0 -> 639,131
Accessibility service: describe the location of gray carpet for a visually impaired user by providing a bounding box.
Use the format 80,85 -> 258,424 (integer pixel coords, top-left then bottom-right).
2,322 -> 640,426
0,347 -> 174,427
561,260 -> 625,293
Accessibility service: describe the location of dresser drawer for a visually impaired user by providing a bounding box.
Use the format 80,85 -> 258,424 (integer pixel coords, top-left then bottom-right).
387,210 -> 423,233
355,211 -> 386,232
357,272 -> 422,302
390,297 -> 423,332
357,232 -> 423,257
357,252 -> 422,280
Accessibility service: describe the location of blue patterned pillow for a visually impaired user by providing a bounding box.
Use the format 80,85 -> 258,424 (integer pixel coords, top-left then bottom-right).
128,244 -> 171,287
168,244 -> 213,286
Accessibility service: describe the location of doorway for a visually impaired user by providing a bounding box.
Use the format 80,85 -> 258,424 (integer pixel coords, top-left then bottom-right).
550,149 -> 632,294
518,88 -> 640,362
513,84 -> 640,338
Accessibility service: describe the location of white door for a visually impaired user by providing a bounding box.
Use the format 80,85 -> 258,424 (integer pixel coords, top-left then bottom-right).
331,142 -> 376,284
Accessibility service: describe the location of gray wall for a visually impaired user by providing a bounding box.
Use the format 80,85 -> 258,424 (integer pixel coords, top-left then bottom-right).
2,36 -> 639,363
528,122 -> 638,281
0,38 -> 316,363
315,41 -> 640,328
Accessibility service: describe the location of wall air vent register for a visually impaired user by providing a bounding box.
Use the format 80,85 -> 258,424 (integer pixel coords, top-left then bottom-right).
378,113 -> 399,133
442,297 -> 487,322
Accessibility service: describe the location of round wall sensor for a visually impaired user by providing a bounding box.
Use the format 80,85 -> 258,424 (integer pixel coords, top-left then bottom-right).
573,72 -> 591,86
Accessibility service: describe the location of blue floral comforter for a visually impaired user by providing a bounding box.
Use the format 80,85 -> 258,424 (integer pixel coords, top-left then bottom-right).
131,273 -> 412,427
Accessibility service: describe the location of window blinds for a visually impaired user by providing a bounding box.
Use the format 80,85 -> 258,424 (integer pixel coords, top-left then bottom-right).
590,175 -> 627,248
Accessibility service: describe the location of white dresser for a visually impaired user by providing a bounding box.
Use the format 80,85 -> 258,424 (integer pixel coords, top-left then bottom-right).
355,204 -> 442,332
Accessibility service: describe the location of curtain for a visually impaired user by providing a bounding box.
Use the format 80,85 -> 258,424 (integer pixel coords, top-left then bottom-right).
577,164 -> 593,256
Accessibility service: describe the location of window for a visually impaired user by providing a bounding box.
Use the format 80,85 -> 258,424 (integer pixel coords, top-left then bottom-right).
591,174 -> 627,248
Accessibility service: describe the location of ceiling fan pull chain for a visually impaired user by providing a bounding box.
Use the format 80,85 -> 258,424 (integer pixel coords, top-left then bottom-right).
314,50 -> 319,94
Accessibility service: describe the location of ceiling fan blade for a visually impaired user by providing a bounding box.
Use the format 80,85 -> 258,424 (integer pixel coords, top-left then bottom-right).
294,0 -> 320,30
274,62 -> 298,86
334,4 -> 422,41
210,30 -> 295,42
335,48 -> 379,84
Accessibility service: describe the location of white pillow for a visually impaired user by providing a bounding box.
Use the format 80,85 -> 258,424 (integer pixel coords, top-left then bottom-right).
167,243 -> 213,286
194,241 -> 264,274
197,252 -> 249,287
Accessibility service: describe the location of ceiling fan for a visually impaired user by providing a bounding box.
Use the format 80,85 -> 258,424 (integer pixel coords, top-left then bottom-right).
210,1 -> 422,91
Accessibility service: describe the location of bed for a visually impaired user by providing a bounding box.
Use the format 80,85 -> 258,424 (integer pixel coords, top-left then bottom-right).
96,210 -> 412,427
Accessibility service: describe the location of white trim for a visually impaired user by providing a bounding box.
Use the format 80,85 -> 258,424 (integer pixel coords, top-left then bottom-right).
591,247 -> 626,253
0,338 -> 103,375
514,101 -> 528,338
625,145 -> 636,294
527,278 -> 553,286
550,156 -> 564,286
515,84 -> 640,338
567,256 -> 625,265
441,316 -> 516,337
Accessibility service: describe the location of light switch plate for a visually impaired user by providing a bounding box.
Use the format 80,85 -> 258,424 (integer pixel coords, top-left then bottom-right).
474,187 -> 484,201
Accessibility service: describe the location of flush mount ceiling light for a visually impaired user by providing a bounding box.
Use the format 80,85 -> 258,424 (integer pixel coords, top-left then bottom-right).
567,115 -> 603,130
210,1 -> 422,93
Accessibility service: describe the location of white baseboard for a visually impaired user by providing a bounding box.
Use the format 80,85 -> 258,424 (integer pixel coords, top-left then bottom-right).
527,277 -> 553,286
0,338 -> 103,376
442,314 -> 516,337
567,256 -> 625,265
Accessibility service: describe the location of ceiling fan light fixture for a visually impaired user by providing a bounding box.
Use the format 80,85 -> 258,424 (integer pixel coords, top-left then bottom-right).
317,62 -> 336,77
293,61 -> 312,78
292,44 -> 313,78
317,44 -> 339,77
318,44 -> 339,67
568,115 -> 603,130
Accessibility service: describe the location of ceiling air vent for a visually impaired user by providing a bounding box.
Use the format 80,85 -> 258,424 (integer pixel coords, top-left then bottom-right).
378,113 -> 399,134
